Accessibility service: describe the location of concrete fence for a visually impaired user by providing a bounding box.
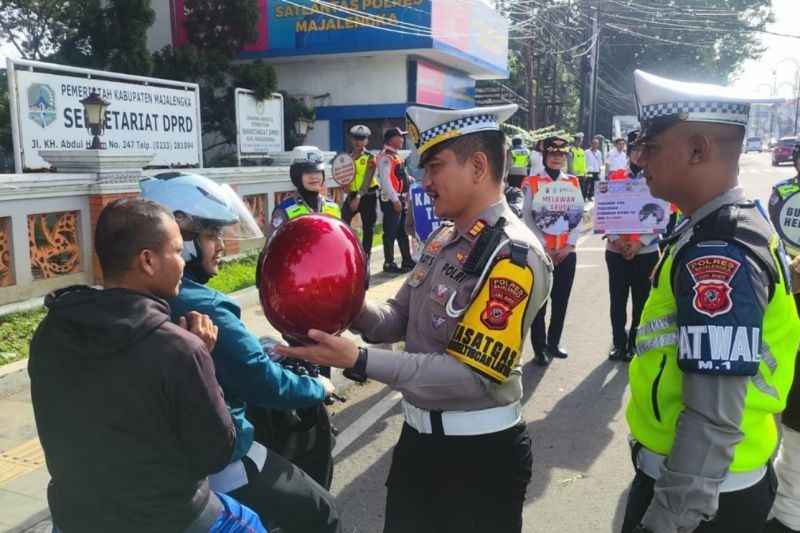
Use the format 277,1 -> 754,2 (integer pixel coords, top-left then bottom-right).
0,150 -> 346,308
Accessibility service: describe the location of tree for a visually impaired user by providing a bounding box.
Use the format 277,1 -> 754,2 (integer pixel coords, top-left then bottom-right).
593,0 -> 773,136
0,0 -> 88,60
494,0 -> 774,137
152,0 -> 280,165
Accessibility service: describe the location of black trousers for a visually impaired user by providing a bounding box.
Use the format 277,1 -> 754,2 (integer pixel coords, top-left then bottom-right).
384,422 -> 532,533
342,191 -> 378,256
380,199 -> 412,265
621,465 -> 777,533
531,252 -> 576,350
606,250 -> 659,351
586,172 -> 599,199
229,449 -> 342,533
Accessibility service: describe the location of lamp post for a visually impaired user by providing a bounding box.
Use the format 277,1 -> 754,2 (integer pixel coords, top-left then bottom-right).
293,116 -> 314,145
79,91 -> 110,150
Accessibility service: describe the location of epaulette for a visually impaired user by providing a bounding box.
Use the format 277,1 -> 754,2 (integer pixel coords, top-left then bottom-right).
661,203 -> 783,298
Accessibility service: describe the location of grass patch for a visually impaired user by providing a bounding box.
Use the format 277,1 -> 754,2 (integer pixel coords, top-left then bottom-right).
208,251 -> 261,294
0,222 -> 385,367
0,307 -> 47,366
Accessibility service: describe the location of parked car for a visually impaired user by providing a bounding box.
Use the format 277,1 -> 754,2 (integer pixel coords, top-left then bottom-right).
744,136 -> 763,153
772,136 -> 799,166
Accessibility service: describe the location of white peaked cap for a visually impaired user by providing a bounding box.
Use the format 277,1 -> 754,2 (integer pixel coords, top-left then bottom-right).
406,104 -> 518,162
350,124 -> 371,136
634,70 -> 783,140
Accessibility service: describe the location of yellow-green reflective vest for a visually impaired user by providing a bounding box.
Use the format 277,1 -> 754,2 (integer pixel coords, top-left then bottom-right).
283,197 -> 341,220
570,147 -> 586,177
627,230 -> 799,472
350,152 -> 377,193
510,147 -> 530,169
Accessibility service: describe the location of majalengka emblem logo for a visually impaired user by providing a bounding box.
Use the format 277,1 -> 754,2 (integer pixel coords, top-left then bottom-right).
27,84 -> 57,128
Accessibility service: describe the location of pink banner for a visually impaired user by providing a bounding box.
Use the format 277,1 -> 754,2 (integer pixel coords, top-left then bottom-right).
416,60 -> 446,106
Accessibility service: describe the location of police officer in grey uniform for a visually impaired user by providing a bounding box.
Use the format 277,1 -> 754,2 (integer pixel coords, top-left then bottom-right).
276,104 -> 552,532
622,71 -> 800,533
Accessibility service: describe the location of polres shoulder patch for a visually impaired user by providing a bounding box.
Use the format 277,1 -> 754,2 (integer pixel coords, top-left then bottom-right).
685,255 -> 740,317
446,257 -> 533,383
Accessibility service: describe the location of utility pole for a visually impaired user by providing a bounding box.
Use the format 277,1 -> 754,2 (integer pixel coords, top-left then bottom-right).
525,38 -> 536,131
586,1 -> 601,139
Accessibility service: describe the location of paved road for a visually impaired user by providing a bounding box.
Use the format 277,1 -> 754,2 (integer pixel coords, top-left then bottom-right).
323,151 -> 797,532
0,151 -> 794,532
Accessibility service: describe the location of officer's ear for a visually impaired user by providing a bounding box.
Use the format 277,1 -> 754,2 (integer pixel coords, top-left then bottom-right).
470,151 -> 490,183
687,133 -> 713,165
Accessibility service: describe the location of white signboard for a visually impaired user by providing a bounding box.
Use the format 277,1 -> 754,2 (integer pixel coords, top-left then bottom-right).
594,178 -> 668,235
235,89 -> 284,157
7,59 -> 202,172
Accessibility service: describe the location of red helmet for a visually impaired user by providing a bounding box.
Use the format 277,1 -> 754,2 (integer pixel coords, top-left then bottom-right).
258,214 -> 367,344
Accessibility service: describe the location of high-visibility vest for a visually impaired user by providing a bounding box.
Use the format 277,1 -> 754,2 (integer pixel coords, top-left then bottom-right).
608,168 -> 640,242
627,206 -> 800,472
280,195 -> 341,220
570,146 -> 586,177
349,151 -> 377,193
521,173 -> 581,249
510,147 -> 530,169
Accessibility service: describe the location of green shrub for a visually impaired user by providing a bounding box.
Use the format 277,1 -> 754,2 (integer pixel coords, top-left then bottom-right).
0,307 -> 47,366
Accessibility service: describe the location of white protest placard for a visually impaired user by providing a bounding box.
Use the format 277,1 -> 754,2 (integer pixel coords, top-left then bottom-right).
530,181 -> 585,235
7,58 -> 202,172
594,178 -> 668,235
235,89 -> 284,157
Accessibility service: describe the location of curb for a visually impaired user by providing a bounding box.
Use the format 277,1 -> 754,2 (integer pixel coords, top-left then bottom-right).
0,358 -> 29,399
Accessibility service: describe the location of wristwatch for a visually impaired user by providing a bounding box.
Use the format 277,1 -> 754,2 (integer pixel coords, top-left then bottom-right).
343,346 -> 368,383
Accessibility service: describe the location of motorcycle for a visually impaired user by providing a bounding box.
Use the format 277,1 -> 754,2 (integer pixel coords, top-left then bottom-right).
246,336 -> 338,491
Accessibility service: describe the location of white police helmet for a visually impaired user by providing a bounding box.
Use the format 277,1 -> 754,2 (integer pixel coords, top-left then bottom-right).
349,124 -> 371,137
139,172 -> 263,241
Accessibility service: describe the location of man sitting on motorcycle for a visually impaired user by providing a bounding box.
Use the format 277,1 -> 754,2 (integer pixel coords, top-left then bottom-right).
140,173 -> 342,533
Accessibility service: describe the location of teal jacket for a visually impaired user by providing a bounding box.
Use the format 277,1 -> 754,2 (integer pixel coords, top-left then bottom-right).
168,273 -> 326,462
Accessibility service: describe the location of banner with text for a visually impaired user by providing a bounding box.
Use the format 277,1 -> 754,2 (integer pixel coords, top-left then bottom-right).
530,181 -> 584,235
235,89 -> 284,156
594,179 -> 668,235
10,61 -> 201,171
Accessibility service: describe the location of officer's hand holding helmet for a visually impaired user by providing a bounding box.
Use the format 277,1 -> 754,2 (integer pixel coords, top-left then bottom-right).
140,172 -> 263,280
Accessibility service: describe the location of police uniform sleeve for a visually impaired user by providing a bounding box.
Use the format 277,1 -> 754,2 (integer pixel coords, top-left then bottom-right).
352,282 -> 412,344
266,206 -> 288,242
641,241 -> 767,532
358,242 -> 552,407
